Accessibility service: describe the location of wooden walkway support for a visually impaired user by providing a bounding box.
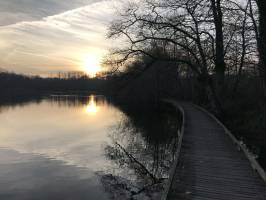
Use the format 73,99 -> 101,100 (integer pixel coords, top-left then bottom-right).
163,101 -> 266,200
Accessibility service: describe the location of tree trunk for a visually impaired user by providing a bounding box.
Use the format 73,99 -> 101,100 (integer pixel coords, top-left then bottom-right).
211,0 -> 226,100
197,74 -> 223,116
257,0 -> 266,99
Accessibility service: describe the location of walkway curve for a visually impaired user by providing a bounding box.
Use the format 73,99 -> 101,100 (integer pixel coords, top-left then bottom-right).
163,101 -> 266,200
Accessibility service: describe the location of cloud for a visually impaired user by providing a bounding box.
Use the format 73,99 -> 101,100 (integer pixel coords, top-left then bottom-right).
0,0 -> 119,75
0,0 -> 103,26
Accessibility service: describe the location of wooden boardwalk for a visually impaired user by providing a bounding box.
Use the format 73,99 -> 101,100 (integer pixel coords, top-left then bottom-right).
164,102 -> 266,200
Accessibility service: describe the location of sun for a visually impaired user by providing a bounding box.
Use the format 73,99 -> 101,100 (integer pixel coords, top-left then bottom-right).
83,54 -> 101,77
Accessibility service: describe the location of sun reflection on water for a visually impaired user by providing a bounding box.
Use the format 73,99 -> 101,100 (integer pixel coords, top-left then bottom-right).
85,96 -> 98,115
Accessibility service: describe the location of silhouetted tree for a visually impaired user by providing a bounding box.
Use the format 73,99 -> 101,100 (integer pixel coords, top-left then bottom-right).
107,0 -> 259,113
257,0 -> 266,99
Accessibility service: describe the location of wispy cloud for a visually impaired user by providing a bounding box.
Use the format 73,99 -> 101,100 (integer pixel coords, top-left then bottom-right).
0,0 -> 119,75
0,0 -> 104,26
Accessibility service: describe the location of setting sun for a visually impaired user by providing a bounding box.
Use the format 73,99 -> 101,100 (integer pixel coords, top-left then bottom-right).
83,54 -> 101,77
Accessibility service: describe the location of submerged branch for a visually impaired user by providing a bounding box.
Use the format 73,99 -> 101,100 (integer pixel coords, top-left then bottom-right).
114,142 -> 159,183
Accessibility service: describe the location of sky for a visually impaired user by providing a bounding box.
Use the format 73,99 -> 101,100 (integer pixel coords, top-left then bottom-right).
0,0 -> 120,76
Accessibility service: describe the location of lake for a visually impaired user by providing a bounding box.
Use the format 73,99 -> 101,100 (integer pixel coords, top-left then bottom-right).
0,95 -> 180,200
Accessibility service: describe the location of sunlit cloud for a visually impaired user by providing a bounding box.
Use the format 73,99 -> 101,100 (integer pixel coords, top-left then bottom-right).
0,0 -> 121,75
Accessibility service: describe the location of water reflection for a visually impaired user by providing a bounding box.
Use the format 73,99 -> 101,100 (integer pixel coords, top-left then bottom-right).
101,106 -> 181,199
0,96 -> 181,200
0,95 -> 119,200
0,148 -> 109,200
0,95 -> 121,170
85,95 -> 98,115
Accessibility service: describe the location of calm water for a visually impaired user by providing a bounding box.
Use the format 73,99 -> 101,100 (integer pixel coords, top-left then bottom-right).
0,95 -> 180,200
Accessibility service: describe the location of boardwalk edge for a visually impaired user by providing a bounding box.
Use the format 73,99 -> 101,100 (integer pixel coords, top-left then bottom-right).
161,100 -> 186,200
193,104 -> 266,183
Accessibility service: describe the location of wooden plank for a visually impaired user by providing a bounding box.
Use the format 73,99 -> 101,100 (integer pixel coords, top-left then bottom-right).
162,101 -> 266,200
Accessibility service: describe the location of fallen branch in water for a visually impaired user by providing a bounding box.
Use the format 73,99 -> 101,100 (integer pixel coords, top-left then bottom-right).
114,141 -> 159,183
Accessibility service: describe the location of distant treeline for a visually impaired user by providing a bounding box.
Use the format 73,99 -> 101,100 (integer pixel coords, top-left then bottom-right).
0,71 -> 109,100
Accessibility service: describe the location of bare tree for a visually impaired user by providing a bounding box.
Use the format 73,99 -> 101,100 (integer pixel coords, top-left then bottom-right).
257,0 -> 266,99
107,0 -> 261,112
210,0 -> 226,98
